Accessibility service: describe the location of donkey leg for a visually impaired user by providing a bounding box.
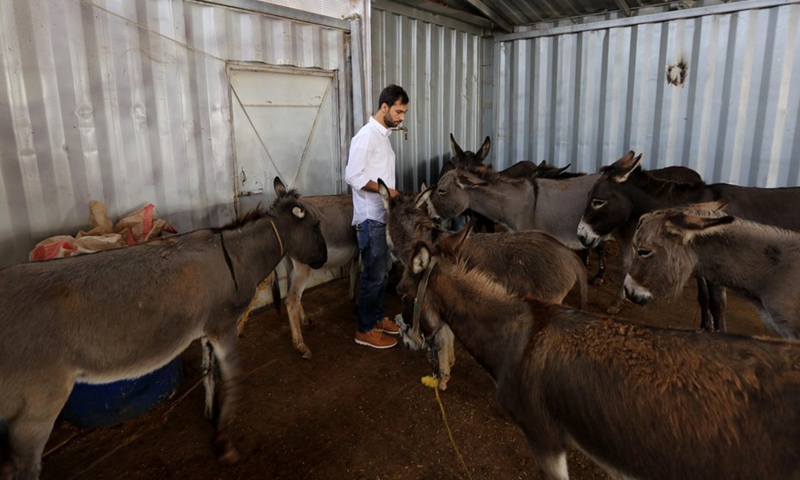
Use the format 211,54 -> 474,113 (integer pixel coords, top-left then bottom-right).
286,260 -> 313,359
201,337 -> 220,421
207,332 -> 243,465
695,277 -> 713,332
534,451 -> 569,480
9,385 -> 72,480
590,243 -> 606,285
8,418 -> 54,480
435,326 -> 456,391
708,283 -> 727,333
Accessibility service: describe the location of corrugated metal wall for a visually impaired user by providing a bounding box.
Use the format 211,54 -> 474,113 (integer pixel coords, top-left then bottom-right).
371,3 -> 486,191
0,0 -> 349,267
493,1 -> 800,187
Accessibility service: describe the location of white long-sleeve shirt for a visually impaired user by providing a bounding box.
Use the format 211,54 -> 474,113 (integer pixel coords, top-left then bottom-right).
344,117 -> 396,225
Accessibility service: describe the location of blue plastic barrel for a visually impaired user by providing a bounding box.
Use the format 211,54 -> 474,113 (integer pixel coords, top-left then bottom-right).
60,357 -> 183,428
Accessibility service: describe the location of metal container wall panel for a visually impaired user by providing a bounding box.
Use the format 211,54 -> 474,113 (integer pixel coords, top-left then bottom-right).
371,7 -> 484,191
494,3 -> 800,187
0,0 -> 346,267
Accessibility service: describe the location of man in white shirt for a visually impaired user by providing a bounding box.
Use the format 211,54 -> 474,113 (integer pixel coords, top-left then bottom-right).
344,85 -> 407,349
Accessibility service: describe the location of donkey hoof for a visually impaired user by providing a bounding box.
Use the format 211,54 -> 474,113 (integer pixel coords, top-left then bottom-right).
590,277 -> 605,286
216,443 -> 241,465
296,344 -> 313,360
607,306 -> 620,315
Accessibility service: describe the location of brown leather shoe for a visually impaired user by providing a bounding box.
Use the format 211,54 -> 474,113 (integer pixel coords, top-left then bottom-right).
376,317 -> 400,335
355,329 -> 398,349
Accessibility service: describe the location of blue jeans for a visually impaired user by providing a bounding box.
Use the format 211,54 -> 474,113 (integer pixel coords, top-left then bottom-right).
355,220 -> 392,333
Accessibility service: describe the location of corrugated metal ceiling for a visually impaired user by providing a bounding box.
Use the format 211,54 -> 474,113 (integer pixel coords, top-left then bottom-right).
386,0 -> 714,32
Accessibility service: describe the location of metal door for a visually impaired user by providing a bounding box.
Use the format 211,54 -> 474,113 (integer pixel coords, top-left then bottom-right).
229,66 -> 342,204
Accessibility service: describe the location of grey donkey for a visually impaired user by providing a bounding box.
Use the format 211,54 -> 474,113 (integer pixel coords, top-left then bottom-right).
0,178 -> 327,479
625,202 -> 800,339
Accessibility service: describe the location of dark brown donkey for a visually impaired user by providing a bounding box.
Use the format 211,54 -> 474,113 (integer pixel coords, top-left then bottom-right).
0,178 -> 327,480
379,180 -> 587,390
398,230 -> 800,480
578,151 -> 726,328
579,151 -> 800,330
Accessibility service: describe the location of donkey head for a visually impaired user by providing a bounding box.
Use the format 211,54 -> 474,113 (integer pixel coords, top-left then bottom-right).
578,151 -> 643,248
450,133 -> 491,167
379,179 -> 440,268
429,167 -> 488,220
270,177 -> 327,269
435,134 -> 491,181
396,223 -> 473,345
624,202 -> 733,305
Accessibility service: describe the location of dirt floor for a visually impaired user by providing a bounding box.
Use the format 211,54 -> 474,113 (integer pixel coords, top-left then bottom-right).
41,244 -> 772,480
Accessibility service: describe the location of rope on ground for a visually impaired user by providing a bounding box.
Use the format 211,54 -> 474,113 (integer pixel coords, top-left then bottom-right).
421,376 -> 473,480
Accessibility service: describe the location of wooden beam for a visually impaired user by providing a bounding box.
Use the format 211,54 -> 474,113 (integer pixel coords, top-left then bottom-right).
461,0 -> 514,33
614,0 -> 632,17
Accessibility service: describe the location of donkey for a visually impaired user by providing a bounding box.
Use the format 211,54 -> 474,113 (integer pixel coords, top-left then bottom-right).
625,202 -> 800,339
578,150 -> 800,327
283,195 -> 359,359
379,179 -> 587,390
398,229 -> 800,480
440,134 -> 495,233
0,177 -> 327,480
439,133 -> 491,177
429,166 -> 617,287
500,160 -> 574,181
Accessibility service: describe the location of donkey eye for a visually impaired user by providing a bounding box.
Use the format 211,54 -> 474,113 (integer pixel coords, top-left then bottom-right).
591,198 -> 607,209
437,189 -> 447,196
637,248 -> 652,258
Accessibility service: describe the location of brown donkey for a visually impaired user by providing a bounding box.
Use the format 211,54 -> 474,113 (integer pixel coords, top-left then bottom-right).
379,180 -> 587,390
0,178 -> 327,480
398,229 -> 800,480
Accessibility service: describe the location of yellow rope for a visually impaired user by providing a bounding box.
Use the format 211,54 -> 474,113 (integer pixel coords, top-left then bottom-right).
421,376 -> 473,480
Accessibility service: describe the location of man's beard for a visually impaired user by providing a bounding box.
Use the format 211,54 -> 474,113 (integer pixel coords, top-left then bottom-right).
383,112 -> 399,128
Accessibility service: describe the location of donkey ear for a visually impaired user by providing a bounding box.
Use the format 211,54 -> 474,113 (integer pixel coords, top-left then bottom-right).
666,213 -> 735,243
420,181 -> 428,190
476,136 -> 491,162
411,241 -> 431,274
611,151 -> 642,183
415,187 -> 433,209
455,170 -> 488,188
378,178 -> 392,210
438,218 -> 473,254
292,205 -> 306,219
449,133 -> 465,160
554,165 -> 571,176
274,177 -> 287,196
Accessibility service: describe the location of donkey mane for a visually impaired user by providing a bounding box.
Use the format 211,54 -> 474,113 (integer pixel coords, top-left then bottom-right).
651,204 -> 800,243
433,246 -> 526,307
269,188 -> 301,210
216,188 -> 301,231
217,207 -> 270,231
612,165 -> 705,198
463,165 -> 529,187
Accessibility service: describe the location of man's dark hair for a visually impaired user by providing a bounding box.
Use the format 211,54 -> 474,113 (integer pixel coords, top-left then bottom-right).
378,84 -> 408,110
